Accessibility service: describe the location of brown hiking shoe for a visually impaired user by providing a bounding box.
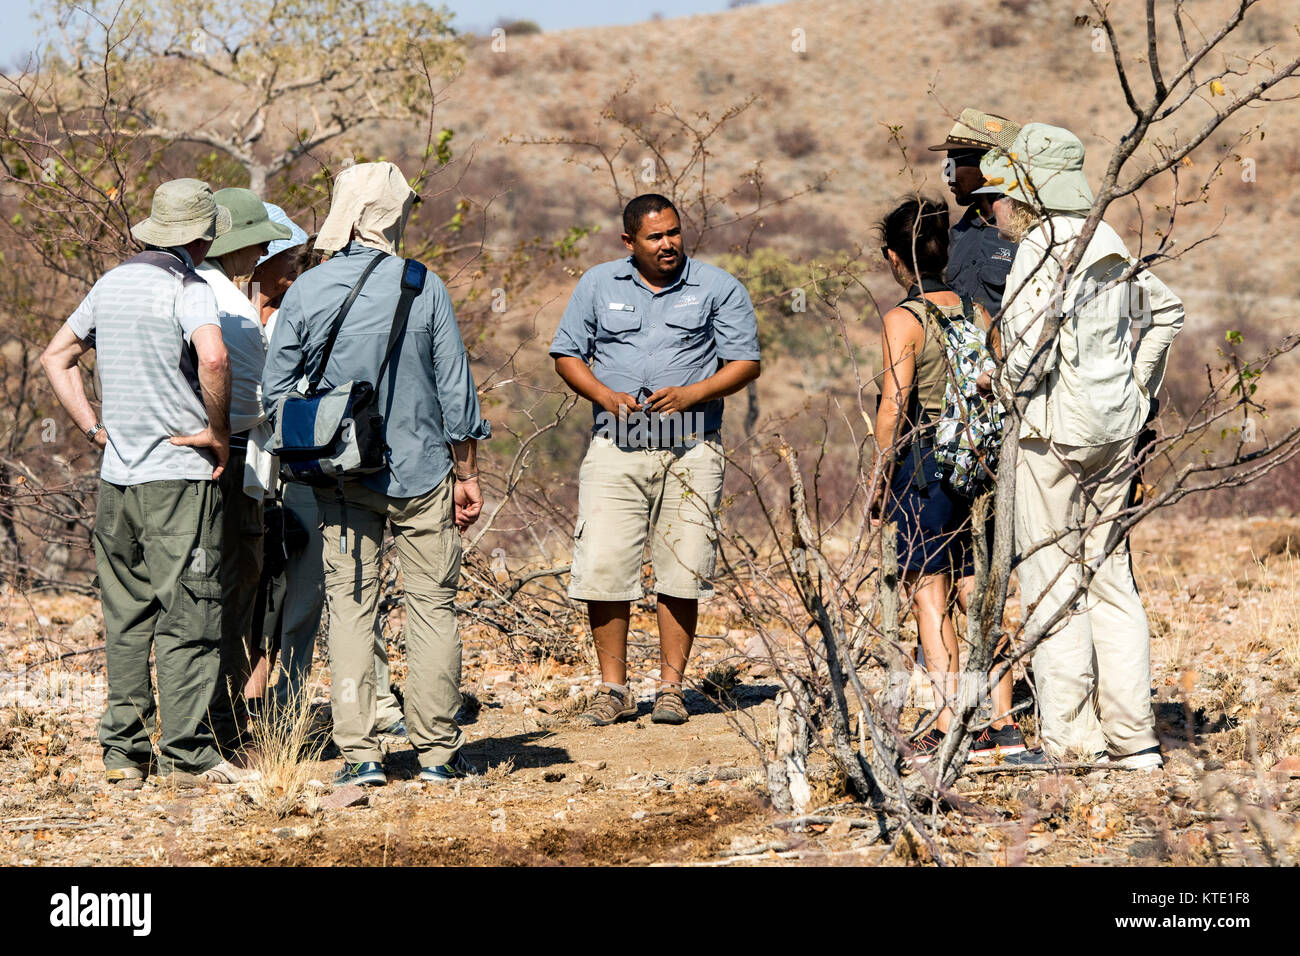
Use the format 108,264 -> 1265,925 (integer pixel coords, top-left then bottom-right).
651,689 -> 689,725
579,688 -> 638,726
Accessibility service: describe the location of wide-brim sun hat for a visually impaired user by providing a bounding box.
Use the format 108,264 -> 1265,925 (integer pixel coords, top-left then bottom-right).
974,122 -> 1095,213
929,108 -> 1022,152
131,178 -> 232,247
208,187 -> 292,258
257,203 -> 309,267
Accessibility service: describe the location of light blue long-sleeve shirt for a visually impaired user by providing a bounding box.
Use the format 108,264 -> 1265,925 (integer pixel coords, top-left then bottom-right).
263,242 -> 490,498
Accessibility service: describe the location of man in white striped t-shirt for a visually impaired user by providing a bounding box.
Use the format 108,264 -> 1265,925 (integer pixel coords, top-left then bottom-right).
42,178 -> 258,786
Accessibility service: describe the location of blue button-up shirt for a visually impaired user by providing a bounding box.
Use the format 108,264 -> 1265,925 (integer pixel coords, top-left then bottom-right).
263,242 -> 490,498
549,256 -> 760,436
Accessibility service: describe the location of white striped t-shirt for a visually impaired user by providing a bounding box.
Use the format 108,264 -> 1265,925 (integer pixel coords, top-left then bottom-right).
66,252 -> 222,484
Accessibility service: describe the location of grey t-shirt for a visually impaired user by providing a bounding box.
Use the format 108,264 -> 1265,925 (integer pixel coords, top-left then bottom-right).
66,250 -> 222,484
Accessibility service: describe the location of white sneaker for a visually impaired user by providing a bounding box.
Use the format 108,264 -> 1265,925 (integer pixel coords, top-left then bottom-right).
201,759 -> 262,784
1108,748 -> 1164,771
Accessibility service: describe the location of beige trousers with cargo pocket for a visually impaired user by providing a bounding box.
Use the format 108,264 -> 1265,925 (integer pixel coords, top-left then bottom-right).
1014,436 -> 1159,760
315,475 -> 464,767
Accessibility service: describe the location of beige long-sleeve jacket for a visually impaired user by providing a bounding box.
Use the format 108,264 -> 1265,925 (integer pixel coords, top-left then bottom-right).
1000,215 -> 1184,446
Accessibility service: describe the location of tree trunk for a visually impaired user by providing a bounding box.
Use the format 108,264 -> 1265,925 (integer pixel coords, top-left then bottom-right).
768,682 -> 814,815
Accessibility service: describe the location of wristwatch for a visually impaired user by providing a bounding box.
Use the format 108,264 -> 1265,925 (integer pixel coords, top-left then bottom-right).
85,423 -> 105,443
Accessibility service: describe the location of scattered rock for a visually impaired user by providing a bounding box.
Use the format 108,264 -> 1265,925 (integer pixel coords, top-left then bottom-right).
543,770 -> 565,783
579,760 -> 606,771
536,700 -> 564,714
67,614 -> 101,641
321,784 -> 369,810
1025,831 -> 1055,854
1270,755 -> 1300,778
630,810 -> 647,821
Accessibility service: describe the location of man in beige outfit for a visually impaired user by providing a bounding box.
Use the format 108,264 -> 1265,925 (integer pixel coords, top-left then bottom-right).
975,124 -> 1184,769
263,163 -> 489,787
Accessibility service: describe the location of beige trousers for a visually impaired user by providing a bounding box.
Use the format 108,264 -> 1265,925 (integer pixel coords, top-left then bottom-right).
1014,436 -> 1158,759
567,433 -> 726,602
316,476 -> 464,767
271,482 -> 402,728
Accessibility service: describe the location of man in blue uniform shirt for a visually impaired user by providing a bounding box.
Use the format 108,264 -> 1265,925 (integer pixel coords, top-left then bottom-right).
928,108 -> 1023,314
550,194 -> 760,726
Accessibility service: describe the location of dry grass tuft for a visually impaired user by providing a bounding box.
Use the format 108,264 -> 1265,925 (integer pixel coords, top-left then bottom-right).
557,692 -> 592,719
700,663 -> 740,703
248,689 -> 329,819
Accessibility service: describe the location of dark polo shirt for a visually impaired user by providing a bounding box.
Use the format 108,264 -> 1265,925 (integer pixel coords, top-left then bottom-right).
948,205 -> 1017,315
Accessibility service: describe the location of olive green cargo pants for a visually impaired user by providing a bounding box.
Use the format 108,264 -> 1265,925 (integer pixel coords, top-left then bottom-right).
94,479 -> 224,776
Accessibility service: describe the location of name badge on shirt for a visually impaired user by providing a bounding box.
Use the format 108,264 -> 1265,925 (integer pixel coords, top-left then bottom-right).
607,302 -> 636,312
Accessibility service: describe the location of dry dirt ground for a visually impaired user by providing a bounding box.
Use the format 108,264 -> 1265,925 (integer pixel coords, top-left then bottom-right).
1,513 -> 1298,867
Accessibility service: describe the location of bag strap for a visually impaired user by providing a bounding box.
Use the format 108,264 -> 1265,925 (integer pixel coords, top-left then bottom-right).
375,258 -> 427,386
957,293 -> 976,325
901,294 -> 955,332
308,253 -> 387,394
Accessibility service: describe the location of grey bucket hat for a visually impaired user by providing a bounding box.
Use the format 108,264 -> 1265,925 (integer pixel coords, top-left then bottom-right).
131,178 -> 232,247
974,123 -> 1096,213
208,188 -> 292,258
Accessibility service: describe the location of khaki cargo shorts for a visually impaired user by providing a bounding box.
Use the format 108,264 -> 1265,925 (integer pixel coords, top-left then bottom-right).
568,432 -> 726,602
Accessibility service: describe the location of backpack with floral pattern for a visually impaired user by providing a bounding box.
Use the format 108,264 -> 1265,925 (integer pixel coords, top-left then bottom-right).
902,294 -> 1004,496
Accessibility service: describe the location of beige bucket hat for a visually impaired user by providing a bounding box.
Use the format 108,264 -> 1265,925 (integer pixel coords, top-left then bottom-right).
929,108 -> 1022,152
974,123 -> 1096,213
131,178 -> 232,247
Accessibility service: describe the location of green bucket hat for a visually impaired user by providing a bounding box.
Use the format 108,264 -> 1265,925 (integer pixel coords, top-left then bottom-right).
975,123 -> 1095,213
208,187 -> 292,258
131,178 -> 232,247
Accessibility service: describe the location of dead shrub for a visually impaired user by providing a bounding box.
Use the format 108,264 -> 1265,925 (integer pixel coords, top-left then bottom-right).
774,123 -> 819,160
987,24 -> 1020,48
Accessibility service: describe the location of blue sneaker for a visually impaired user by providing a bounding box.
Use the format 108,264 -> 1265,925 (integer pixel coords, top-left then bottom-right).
418,751 -> 479,784
378,719 -> 409,743
1003,748 -> 1105,768
334,760 -> 387,787
1003,748 -> 1049,767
